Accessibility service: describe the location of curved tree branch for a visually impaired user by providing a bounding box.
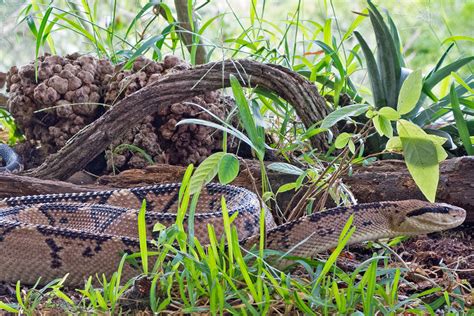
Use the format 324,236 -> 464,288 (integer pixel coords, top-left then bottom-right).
25,59 -> 330,180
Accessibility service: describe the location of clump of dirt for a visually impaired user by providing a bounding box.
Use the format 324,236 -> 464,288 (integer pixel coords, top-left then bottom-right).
5,54 -> 231,173
6,53 -> 114,169
103,55 -> 228,171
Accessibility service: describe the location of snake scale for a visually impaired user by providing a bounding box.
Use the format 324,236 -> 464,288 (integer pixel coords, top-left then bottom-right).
0,145 -> 467,287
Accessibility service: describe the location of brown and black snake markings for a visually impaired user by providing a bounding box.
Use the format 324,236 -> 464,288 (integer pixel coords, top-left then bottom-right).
0,145 -> 467,287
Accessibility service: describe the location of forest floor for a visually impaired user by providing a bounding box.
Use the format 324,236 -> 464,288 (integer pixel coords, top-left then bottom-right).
1,224 -> 472,312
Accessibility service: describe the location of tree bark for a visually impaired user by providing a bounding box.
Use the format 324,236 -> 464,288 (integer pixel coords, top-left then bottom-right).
3,157 -> 473,222
97,157 -> 474,223
0,173 -> 103,197
174,0 -> 207,64
25,59 -> 330,180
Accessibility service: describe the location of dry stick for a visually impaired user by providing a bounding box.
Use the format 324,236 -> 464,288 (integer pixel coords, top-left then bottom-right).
25,59 -> 331,180
313,123 -> 373,212
285,122 -> 372,220
285,147 -> 349,221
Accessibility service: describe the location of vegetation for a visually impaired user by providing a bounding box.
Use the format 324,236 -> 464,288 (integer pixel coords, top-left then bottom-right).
0,0 -> 472,314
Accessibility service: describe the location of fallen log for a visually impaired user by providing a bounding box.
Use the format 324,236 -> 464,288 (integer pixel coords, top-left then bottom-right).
97,157 -> 474,223
2,157 -> 473,223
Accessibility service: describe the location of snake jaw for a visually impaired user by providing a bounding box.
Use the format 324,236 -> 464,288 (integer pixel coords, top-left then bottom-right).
397,203 -> 466,234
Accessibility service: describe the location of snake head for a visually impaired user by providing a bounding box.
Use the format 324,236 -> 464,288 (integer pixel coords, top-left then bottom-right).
394,201 -> 466,235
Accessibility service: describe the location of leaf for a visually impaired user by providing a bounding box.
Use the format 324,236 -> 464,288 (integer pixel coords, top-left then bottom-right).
218,154 -> 239,185
189,152 -> 225,194
267,162 -> 304,176
313,40 -> 345,84
397,119 -> 447,162
379,106 -> 400,120
354,31 -> 386,107
424,56 -> 474,91
400,137 -> 439,202
442,35 -> 474,45
398,69 -> 423,115
320,104 -> 369,129
35,7 -> 54,79
367,0 -> 401,107
123,24 -> 174,69
385,136 -> 402,152
230,75 -> 265,160
0,301 -> 18,313
277,183 -> 297,194
335,132 -> 352,149
450,84 -> 474,155
138,199 -> 148,274
373,115 -> 393,137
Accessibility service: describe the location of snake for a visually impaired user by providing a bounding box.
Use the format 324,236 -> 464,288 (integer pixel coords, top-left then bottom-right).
0,144 -> 22,172
0,145 -> 467,287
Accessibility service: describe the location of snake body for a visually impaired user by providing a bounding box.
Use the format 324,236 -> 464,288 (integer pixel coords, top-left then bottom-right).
0,146 -> 467,286
0,144 -> 22,172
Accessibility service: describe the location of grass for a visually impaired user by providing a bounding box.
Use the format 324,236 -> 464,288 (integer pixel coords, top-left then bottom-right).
0,0 -> 472,314
0,174 -> 470,314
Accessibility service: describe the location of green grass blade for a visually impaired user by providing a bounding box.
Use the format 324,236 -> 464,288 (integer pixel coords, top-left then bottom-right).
450,83 -> 474,155
34,6 -> 54,80
138,199 -> 149,275
424,56 -> 474,91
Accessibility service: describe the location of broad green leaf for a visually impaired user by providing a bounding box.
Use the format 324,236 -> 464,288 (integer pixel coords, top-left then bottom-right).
398,69 -> 422,115
373,115 -> 393,137
450,84 -> 474,155
320,104 -> 369,129
277,182 -> 297,194
218,153 -> 239,185
401,137 -> 439,202
397,119 -> 425,137
385,136 -> 402,152
189,152 -> 225,194
348,139 -> 356,154
379,106 -> 400,120
335,132 -> 352,149
267,162 -> 304,176
386,12 -> 405,67
397,119 -> 447,162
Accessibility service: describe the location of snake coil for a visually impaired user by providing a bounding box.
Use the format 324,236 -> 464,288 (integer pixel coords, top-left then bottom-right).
0,145 -> 466,286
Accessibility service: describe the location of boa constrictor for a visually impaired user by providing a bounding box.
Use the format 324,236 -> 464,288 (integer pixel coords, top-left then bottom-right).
0,145 -> 466,287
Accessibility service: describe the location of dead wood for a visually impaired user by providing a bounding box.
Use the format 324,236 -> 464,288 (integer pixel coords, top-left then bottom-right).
98,157 -> 474,223
0,173 -> 104,198
2,157 -> 473,223
25,59 -> 330,180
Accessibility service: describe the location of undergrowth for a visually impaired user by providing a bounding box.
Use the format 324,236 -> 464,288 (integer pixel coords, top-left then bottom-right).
0,0 -> 472,314
1,166 -> 469,314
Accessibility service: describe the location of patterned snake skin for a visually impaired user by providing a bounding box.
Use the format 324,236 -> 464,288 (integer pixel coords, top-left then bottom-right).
0,147 -> 467,287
